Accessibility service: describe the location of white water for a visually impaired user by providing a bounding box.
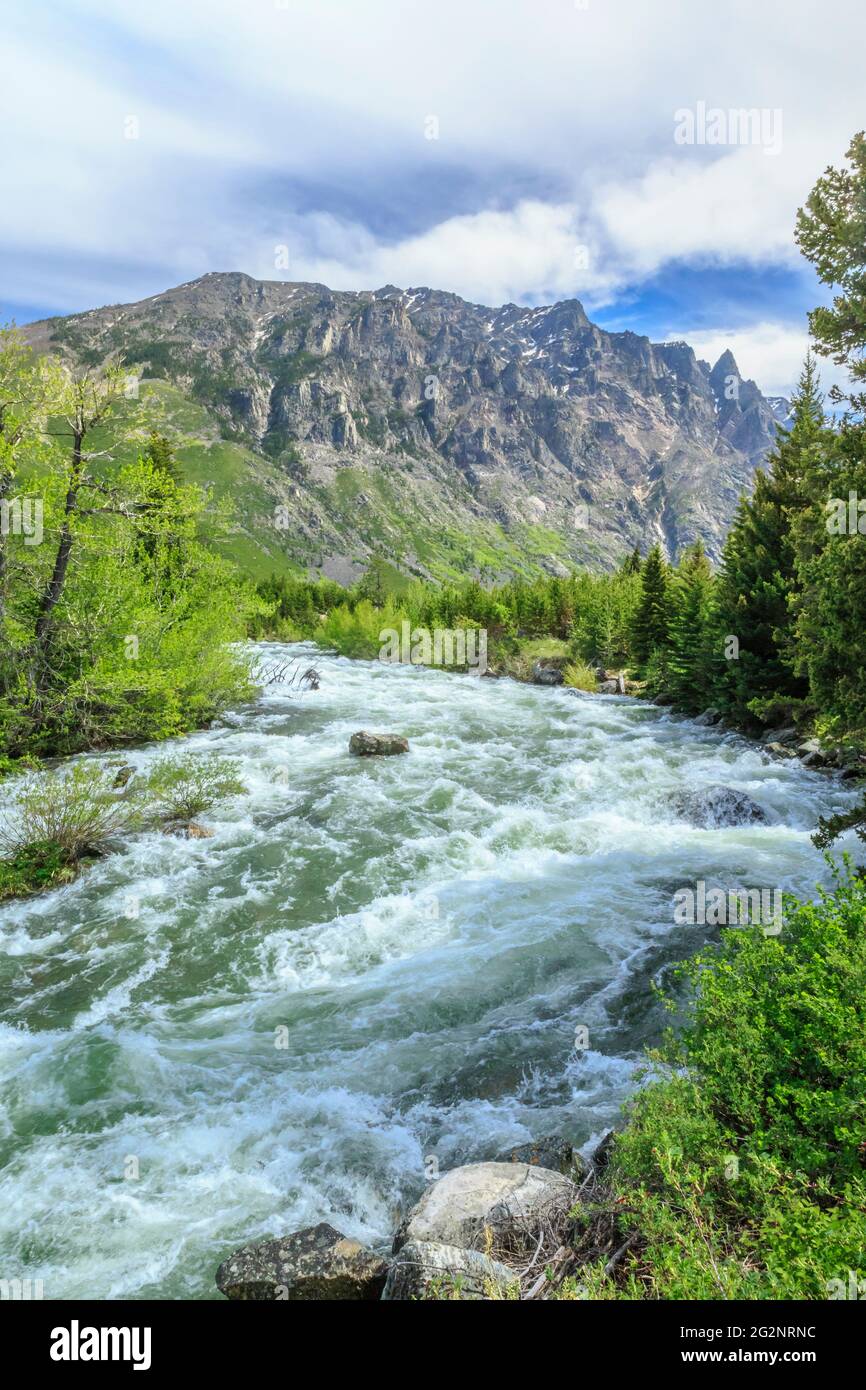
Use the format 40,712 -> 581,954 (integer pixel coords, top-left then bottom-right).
0,644 -> 858,1298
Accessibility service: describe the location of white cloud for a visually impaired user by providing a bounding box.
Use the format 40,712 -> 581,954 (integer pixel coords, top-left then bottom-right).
1,0 -> 865,322
257,201 -> 613,308
595,148 -> 805,275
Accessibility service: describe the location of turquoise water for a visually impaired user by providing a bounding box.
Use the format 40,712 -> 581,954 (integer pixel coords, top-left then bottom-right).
0,644 -> 855,1298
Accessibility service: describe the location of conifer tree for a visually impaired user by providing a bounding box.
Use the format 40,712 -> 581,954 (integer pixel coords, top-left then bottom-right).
795,131 -> 866,413
713,356 -> 824,723
621,545 -> 642,577
666,540 -> 717,710
631,542 -> 670,666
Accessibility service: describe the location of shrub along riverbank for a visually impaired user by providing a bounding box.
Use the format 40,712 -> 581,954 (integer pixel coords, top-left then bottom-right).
556,863 -> 866,1300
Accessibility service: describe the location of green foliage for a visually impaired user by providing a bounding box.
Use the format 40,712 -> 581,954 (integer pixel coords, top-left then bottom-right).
319,598 -> 405,660
0,840 -> 78,900
795,130 -> 866,412
562,660 -> 598,691
0,751 -> 247,899
140,752 -> 246,822
594,864 -> 866,1299
144,431 -> 180,481
0,761 -> 139,861
630,543 -> 670,666
0,343 -> 258,758
714,357 -> 823,725
789,419 -> 866,738
664,540 -> 718,711
569,570 -> 640,665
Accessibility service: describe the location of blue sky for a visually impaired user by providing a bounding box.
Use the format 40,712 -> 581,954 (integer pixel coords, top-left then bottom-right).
1,0 -> 863,395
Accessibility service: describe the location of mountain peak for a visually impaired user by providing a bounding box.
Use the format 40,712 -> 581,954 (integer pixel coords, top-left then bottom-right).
710,348 -> 741,385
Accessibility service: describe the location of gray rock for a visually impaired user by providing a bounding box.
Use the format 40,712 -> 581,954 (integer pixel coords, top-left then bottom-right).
531,661 -> 564,686
764,742 -> 797,760
494,1136 -> 578,1176
597,678 -> 619,694
112,764 -> 135,789
798,738 -> 828,768
760,725 -> 798,745
654,691 -> 675,706
670,784 -> 768,828
393,1161 -> 577,1255
694,708 -> 723,726
381,1240 -> 515,1301
348,730 -> 409,756
216,1223 -> 388,1301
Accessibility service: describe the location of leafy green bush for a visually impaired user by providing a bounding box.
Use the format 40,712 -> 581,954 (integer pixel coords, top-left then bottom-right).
141,752 -> 246,822
0,761 -> 139,862
591,863 -> 866,1299
317,598 -> 407,660
0,840 -> 78,900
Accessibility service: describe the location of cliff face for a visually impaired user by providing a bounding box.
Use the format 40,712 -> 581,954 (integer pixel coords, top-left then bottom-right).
23,272 -> 788,580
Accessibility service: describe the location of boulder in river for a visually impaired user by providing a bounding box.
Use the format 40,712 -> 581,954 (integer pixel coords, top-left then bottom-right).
694,708 -> 723,726
494,1136 -> 579,1176
798,738 -> 828,768
764,742 -> 797,760
216,1222 -> 388,1300
671,784 -> 768,828
382,1240 -> 515,1300
531,660 -> 564,686
393,1161 -> 577,1256
111,764 -> 135,789
348,731 -> 409,756
162,820 -> 214,839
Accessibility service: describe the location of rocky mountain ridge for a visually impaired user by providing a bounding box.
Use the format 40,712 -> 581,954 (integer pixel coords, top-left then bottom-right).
22,272 -> 789,580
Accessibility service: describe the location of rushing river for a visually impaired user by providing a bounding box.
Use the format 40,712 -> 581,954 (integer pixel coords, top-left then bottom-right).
0,643 -> 858,1299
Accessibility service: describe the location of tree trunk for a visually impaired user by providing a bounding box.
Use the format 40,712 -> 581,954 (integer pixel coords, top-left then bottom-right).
34,432 -> 83,663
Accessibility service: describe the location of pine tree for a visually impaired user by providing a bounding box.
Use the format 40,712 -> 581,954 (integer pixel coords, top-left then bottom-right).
795,131 -> 866,413
666,540 -> 717,710
621,545 -> 642,577
791,418 -> 866,737
145,432 -> 180,481
713,356 -> 824,724
631,542 -> 670,666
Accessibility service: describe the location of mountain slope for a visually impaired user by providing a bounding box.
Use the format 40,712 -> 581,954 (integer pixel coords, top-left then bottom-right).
21,272 -> 787,581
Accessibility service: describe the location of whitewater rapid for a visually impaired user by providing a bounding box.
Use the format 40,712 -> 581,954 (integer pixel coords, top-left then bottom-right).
0,644 -> 858,1298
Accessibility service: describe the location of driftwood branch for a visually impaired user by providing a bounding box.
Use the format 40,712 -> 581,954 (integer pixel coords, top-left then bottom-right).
258,659 -> 320,692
